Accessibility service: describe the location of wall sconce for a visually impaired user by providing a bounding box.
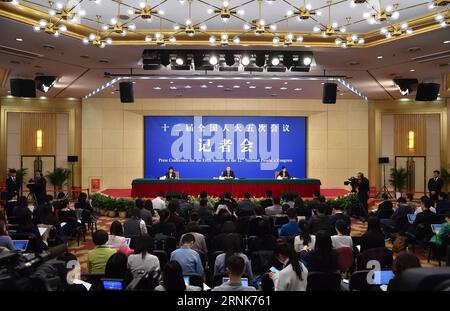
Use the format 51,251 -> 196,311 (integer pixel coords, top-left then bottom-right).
408,130 -> 414,150
36,129 -> 43,149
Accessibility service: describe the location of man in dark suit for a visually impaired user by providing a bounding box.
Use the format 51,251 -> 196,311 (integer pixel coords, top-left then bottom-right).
165,166 -> 177,179
237,192 -> 256,217
260,189 -> 273,209
28,170 -> 47,205
428,170 -> 443,207
412,196 -> 440,241
6,168 -> 21,200
357,172 -> 370,218
436,192 -> 450,215
308,203 -> 331,235
277,166 -> 291,179
221,165 -> 235,179
330,204 -> 351,235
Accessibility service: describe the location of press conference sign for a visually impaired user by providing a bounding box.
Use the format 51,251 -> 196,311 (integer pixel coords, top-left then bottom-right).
144,116 -> 307,179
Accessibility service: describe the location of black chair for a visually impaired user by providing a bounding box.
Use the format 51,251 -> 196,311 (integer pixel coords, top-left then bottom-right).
80,209 -> 97,233
399,267 -> 450,291
348,270 -> 379,291
250,250 -> 274,276
125,235 -> 140,250
10,232 -> 37,253
153,250 -> 168,270
273,215 -> 289,228
59,214 -> 85,246
306,271 -> 342,291
81,273 -> 105,291
184,273 -> 204,290
200,225 -> 212,238
154,236 -> 177,257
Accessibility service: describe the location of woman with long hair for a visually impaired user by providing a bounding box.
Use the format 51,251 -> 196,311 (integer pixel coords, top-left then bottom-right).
154,261 -> 201,291
301,230 -> 338,272
294,220 -> 316,252
270,242 -> 308,291
127,234 -> 160,278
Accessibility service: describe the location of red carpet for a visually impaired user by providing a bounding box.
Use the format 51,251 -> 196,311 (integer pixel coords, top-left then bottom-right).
101,188 -> 350,199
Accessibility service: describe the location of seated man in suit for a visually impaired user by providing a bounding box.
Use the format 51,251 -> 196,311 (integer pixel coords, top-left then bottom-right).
277,166 -> 291,179
165,166 -> 177,179
221,165 -> 235,179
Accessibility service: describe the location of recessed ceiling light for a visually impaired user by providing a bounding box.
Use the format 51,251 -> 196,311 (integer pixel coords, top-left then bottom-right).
15,38 -> 23,42
153,87 -> 161,90
233,85 -> 240,88
321,82 -> 325,85
132,81 -> 136,84
377,55 -> 383,59
217,85 -> 223,88
200,85 -> 208,88
246,81 -> 251,84
280,87 -> 288,90
185,85 -> 191,89
265,86 -> 272,89
409,69 -> 415,72
170,86 -> 177,90
208,81 -> 213,84
294,88 -> 302,91
249,86 -> 256,89
170,81 -> 174,84
444,40 -> 450,44
283,82 -> 288,85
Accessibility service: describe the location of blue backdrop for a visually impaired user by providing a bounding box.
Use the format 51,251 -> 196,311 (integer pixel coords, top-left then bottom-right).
144,116 -> 307,178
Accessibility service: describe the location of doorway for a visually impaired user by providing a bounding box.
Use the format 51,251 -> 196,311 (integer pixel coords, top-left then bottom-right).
21,155 -> 55,188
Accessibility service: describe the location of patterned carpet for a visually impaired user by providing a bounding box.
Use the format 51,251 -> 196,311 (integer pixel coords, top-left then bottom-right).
67,211 -> 439,273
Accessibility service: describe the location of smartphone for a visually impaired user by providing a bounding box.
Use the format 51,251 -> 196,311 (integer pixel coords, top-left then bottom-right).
269,266 -> 279,274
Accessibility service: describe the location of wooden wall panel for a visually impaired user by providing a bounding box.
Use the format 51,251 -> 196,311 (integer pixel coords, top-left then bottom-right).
20,113 -> 56,155
394,114 -> 426,156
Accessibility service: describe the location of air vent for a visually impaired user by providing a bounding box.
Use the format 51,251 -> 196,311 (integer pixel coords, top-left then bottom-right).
408,47 -> 422,52
80,55 -> 89,59
0,45 -> 43,59
41,44 -> 55,50
99,59 -> 109,63
348,61 -> 360,66
438,63 -> 449,67
412,50 -> 450,63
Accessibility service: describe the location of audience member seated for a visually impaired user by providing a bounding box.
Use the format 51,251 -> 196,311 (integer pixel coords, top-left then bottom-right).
33,200 -> 65,243
196,199 -> 213,226
248,205 -> 272,236
406,193 -> 417,211
387,251 -> 421,291
17,213 -> 48,252
13,196 -> 32,221
170,233 -> 204,275
248,218 -> 276,253
151,192 -> 166,211
214,233 -> 252,278
136,198 -> 151,226
194,192 -> 213,210
88,230 -> 116,273
180,222 -> 208,255
300,231 -> 338,273
260,190 -> 273,209
212,221 -> 236,252
415,195 -> 436,214
294,220 -> 316,252
167,199 -> 186,238
360,217 -> 386,253
330,204 -> 351,235
52,192 -> 68,211
145,199 -> 160,225
152,209 -> 177,238
380,197 -> 413,234
155,261 -> 201,291
127,234 -> 160,279
430,212 -> 450,246
295,197 -> 311,219
308,203 -> 331,235
179,193 -> 192,221
106,220 -> 133,256
212,255 -> 256,292
237,192 -> 256,217
436,192 -> 450,215
331,220 -> 353,249
265,196 -> 283,217
61,252 -> 88,291
75,192 -> 93,212
0,220 -> 15,250
212,204 -> 237,233
411,196 -> 441,241
223,192 -> 239,213
376,193 -> 394,219
270,243 -> 308,291
124,208 -> 147,236
279,208 -> 300,237
105,252 -> 133,286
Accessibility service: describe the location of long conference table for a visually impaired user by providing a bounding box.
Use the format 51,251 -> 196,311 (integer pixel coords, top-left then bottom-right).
131,178 -> 321,198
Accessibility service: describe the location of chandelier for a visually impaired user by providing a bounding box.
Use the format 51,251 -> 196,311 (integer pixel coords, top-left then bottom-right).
435,10 -> 449,27
207,0 -> 245,23
145,17 -> 176,45
313,1 -> 346,37
428,0 -> 450,8
53,0 -> 86,24
134,0 -> 158,20
289,0 -> 322,21
33,1 -> 69,36
243,0 -> 277,36
172,0 -> 206,37
82,15 -> 112,48
380,22 -> 413,39
272,17 -> 303,47
363,1 -> 400,24
104,1 -> 135,36
334,18 -> 364,48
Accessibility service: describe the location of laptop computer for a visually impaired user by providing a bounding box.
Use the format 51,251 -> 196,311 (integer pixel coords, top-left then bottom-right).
431,224 -> 442,234
12,240 -> 29,251
101,279 -> 123,291
372,270 -> 395,285
407,214 -> 416,224
222,277 -> 248,286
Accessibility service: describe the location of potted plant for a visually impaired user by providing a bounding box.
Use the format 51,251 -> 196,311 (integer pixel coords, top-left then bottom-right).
105,197 -> 117,218
116,198 -> 128,218
389,167 -> 408,197
46,167 -> 71,193
440,165 -> 450,191
125,199 -> 136,217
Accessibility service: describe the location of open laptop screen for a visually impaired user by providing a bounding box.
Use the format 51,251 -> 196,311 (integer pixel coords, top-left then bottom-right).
102,279 -> 123,291
373,270 -> 395,285
222,277 -> 248,286
12,240 -> 29,251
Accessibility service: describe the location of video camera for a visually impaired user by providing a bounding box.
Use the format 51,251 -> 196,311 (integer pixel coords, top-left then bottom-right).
0,250 -> 66,291
344,177 -> 359,192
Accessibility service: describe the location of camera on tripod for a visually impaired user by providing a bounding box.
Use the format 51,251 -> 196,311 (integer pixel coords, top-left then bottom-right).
344,177 -> 358,192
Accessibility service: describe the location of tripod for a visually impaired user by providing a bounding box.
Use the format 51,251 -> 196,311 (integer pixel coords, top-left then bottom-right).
378,164 -> 394,199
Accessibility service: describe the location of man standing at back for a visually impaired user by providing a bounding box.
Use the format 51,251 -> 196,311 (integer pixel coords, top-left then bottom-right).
6,168 -> 21,201
428,170 -> 443,207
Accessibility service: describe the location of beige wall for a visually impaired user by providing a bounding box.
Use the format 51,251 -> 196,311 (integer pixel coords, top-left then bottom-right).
81,98 -> 369,190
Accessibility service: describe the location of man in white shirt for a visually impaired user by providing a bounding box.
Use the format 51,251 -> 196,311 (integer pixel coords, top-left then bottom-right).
152,192 -> 166,210
265,196 -> 283,217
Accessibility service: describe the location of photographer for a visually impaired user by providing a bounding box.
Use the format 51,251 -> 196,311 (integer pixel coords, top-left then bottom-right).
356,172 -> 370,219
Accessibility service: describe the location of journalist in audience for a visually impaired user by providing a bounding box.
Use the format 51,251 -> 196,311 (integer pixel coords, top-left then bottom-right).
279,208 -> 300,237
196,199 -> 213,225
247,218 -> 276,252
260,190 -> 273,209
107,220 -> 133,256
124,208 -> 147,236
411,196 -> 440,241
360,217 -> 386,253
180,222 -> 208,255
194,191 -> 213,210
0,220 -> 15,250
265,196 -> 283,217
248,205 -> 272,236
214,233 -> 253,278
387,251 -> 421,291
167,199 -> 186,238
151,192 -> 166,211
105,252 -> 133,286
331,220 -> 353,249
155,261 -> 201,291
170,233 -> 204,275
127,234 -> 160,278
136,198 -> 151,226
329,204 -> 351,235
270,243 -> 308,291
75,192 -> 93,212
212,255 -> 256,292
430,212 -> 450,245
212,220 -> 236,252
301,231 -> 338,273
237,192 -> 256,217
436,192 -> 450,215
295,197 -> 311,218
87,230 -> 116,273
152,208 -> 177,238
294,220 -> 316,252
308,203 -> 331,235
376,193 -> 394,219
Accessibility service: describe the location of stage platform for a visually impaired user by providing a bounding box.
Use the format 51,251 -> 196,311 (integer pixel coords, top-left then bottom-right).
131,178 -> 321,198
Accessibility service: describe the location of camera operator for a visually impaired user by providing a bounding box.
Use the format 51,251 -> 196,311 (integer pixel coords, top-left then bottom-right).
356,172 -> 370,218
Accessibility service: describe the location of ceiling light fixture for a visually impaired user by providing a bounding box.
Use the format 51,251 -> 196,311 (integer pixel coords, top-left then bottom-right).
33,1 -> 69,37
82,15 -> 112,48
313,1 -> 345,37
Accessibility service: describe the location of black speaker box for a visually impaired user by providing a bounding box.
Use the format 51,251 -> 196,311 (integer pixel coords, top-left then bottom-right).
119,82 -> 134,103
67,156 -> 78,162
378,157 -> 389,164
415,83 -> 440,101
10,79 -> 36,97
322,83 -> 337,104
